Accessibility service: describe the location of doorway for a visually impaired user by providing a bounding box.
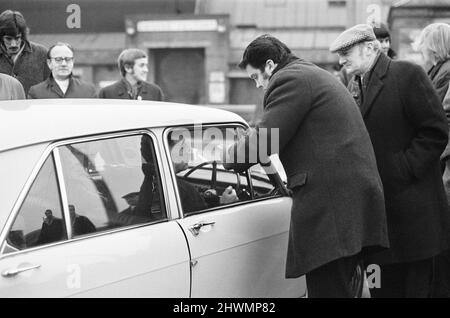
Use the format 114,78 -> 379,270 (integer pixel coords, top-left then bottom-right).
153,48 -> 206,105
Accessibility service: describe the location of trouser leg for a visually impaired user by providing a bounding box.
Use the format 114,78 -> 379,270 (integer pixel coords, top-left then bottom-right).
305,254 -> 359,298
370,258 -> 433,298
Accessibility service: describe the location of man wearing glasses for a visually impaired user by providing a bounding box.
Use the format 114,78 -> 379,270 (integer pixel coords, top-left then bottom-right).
28,42 -> 97,98
0,10 -> 50,95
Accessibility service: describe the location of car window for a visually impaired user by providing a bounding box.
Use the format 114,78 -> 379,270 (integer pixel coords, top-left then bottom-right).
6,155 -> 67,252
168,126 -> 284,216
58,134 -> 166,236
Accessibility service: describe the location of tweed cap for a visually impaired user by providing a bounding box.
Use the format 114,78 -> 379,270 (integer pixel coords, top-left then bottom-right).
330,24 -> 377,53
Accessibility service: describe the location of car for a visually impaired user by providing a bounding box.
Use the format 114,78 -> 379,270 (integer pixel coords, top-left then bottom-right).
0,99 -> 306,298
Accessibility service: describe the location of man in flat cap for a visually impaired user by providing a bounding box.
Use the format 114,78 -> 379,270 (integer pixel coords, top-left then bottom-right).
223,34 -> 389,297
331,24 -> 450,298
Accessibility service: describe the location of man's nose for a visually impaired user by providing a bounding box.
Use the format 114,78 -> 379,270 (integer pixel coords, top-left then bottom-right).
256,81 -> 263,89
10,39 -> 19,46
339,56 -> 347,66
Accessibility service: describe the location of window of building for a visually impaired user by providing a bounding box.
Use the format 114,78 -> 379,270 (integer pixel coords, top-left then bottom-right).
328,0 -> 347,8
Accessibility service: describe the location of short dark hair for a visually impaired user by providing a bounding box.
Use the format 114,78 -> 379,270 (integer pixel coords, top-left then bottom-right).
238,34 -> 291,71
0,10 -> 29,42
372,23 -> 391,40
118,48 -> 147,77
47,42 -> 74,59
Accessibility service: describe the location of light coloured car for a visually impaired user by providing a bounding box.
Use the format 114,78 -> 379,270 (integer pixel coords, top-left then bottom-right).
0,99 -> 305,298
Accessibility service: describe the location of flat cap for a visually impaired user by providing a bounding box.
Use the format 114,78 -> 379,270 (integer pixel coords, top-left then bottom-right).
330,24 -> 377,53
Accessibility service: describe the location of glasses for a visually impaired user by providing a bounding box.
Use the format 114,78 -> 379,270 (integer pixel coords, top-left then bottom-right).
51,57 -> 74,63
2,35 -> 22,44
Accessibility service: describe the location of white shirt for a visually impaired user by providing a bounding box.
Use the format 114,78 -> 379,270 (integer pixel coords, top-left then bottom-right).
54,78 -> 70,94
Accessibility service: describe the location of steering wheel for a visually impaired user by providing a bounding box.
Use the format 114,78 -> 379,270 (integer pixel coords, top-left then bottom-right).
184,160 -> 219,190
184,160 -> 242,195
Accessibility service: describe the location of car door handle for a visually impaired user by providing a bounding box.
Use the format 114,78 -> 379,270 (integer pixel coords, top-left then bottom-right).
189,221 -> 216,236
2,264 -> 41,278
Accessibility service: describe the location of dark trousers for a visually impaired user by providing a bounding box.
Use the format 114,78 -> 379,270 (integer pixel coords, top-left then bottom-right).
305,254 -> 360,298
431,250 -> 450,297
370,258 -> 433,298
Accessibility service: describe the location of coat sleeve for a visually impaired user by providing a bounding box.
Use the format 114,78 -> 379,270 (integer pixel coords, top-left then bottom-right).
402,64 -> 449,179
27,86 -> 36,99
224,70 -> 312,172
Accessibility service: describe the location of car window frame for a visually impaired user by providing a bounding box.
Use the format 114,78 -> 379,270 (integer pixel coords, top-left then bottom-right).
0,129 -> 172,259
163,123 -> 289,218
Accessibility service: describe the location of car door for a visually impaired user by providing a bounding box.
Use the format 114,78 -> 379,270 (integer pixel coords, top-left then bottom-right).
166,125 -> 306,297
0,132 -> 190,297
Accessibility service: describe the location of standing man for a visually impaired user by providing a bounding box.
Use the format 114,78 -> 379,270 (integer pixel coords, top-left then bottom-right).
0,10 -> 50,95
372,23 -> 396,59
28,42 -> 97,98
0,73 -> 25,100
99,48 -> 164,101
223,35 -> 389,298
331,24 -> 450,298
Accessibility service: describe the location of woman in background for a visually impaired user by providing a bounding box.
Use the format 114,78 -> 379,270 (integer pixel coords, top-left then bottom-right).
416,22 -> 450,298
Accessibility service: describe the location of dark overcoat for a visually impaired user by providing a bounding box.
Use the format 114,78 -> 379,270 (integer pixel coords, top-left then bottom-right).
226,57 -> 389,277
0,41 -> 50,95
359,53 -> 450,264
98,79 -> 164,101
28,75 -> 97,99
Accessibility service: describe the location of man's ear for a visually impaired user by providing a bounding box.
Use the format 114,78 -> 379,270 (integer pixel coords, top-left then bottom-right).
265,59 -> 277,75
46,59 -> 52,69
124,64 -> 133,74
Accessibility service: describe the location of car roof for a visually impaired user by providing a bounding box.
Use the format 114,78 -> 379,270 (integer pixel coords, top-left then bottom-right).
0,99 -> 246,152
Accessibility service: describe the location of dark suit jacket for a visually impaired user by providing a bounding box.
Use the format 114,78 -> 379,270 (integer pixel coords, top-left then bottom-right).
225,56 -> 389,277
98,79 -> 164,101
36,218 -> 65,245
177,178 -> 208,214
358,53 -> 450,264
28,75 -> 97,98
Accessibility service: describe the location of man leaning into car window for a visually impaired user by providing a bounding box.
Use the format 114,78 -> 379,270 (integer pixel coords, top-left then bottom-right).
169,135 -> 238,214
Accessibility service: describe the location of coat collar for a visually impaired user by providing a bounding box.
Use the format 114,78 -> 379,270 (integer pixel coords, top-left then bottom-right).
270,54 -> 301,79
45,74 -> 74,97
360,52 -> 390,118
117,78 -> 148,99
428,59 -> 450,81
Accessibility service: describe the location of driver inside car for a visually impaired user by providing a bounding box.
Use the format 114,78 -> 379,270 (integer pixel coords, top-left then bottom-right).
169,134 -> 238,214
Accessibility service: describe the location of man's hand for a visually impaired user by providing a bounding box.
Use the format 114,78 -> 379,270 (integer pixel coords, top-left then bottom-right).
220,186 -> 239,204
